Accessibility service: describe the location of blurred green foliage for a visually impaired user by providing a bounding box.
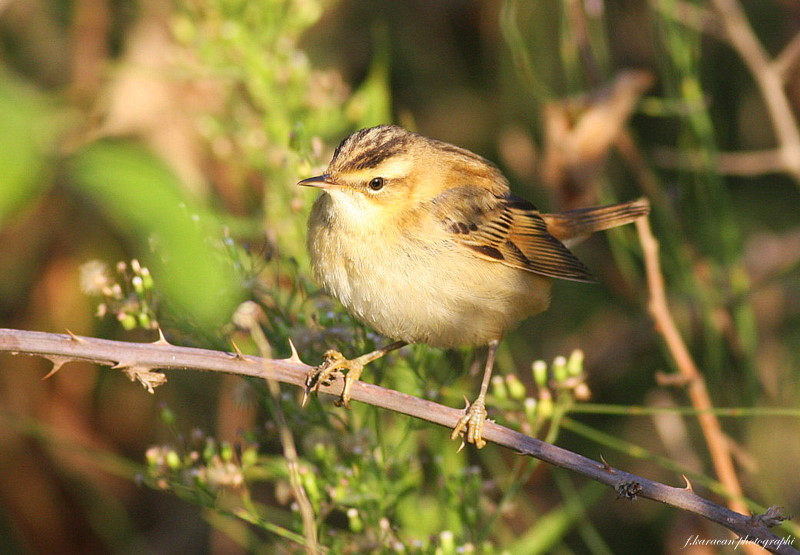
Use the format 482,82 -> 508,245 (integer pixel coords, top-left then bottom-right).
0,0 -> 799,554
71,141 -> 243,330
0,72 -> 62,226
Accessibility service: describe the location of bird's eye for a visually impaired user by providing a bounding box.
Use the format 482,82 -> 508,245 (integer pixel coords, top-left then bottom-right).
368,177 -> 385,191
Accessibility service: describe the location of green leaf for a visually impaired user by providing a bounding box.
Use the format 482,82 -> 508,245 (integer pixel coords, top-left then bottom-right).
70,140 -> 243,330
0,73 -> 61,227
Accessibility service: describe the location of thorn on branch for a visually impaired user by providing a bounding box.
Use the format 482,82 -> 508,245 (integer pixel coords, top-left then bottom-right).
283,339 -> 305,365
682,474 -> 694,492
230,340 -> 248,361
599,454 -> 615,473
153,328 -> 171,346
41,356 -> 72,380
616,481 -> 643,501
65,329 -> 86,343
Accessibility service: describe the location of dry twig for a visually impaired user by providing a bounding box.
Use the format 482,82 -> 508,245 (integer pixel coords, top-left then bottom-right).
636,216 -> 763,553
651,0 -> 800,184
709,0 -> 800,183
651,147 -> 786,177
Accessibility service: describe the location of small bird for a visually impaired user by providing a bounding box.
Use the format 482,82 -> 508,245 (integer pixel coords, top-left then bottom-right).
299,125 -> 648,448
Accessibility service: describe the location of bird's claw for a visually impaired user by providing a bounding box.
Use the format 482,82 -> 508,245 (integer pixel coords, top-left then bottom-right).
451,396 -> 489,449
303,350 -> 362,408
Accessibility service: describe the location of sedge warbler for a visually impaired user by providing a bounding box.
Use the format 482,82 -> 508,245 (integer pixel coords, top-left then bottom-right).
300,124 -> 649,448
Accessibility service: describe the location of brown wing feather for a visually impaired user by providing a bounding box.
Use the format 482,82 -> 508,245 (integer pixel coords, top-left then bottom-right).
541,198 -> 650,244
429,187 -> 595,283
501,197 -> 595,282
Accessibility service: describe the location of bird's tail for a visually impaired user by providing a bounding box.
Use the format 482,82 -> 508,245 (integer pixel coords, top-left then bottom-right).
541,197 -> 650,246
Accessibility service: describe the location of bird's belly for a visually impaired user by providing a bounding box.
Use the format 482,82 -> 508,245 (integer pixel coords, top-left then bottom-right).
311,226 -> 551,348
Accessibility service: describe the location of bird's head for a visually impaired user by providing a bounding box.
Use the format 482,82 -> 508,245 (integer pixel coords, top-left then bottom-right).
298,125 -> 508,220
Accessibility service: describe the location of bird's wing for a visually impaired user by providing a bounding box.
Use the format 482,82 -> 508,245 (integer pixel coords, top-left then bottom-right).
540,197 -> 650,247
428,186 -> 595,282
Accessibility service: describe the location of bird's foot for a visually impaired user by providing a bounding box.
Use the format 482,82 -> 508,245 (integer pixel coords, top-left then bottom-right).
451,396 -> 489,449
303,350 -> 364,408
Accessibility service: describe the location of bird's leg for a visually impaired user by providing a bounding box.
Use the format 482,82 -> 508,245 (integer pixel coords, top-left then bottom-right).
451,338 -> 500,449
303,341 -> 408,408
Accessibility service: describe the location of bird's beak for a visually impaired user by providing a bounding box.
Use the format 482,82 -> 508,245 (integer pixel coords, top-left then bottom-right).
297,174 -> 338,189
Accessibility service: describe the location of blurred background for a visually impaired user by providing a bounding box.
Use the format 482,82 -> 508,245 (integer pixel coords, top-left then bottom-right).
1,0 -> 799,553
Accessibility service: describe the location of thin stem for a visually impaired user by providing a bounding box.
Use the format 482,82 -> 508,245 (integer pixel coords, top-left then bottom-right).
243,313 -> 320,555
636,217 -> 748,518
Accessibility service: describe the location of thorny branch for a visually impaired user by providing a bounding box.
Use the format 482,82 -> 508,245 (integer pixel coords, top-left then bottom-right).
0,327 -> 796,554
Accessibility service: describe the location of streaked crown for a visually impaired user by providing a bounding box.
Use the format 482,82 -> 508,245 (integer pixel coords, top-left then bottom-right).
326,125 -> 509,197
328,125 -> 417,174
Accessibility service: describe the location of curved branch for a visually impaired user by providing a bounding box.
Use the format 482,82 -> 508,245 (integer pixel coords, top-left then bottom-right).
0,328 -> 795,554
710,0 -> 800,183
